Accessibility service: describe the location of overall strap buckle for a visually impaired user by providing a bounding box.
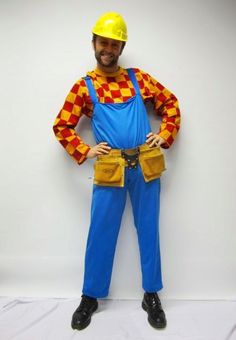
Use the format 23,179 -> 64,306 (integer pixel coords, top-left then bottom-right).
121,147 -> 140,169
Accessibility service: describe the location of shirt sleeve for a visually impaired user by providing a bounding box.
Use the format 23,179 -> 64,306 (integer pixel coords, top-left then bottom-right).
53,79 -> 92,165
137,69 -> 181,148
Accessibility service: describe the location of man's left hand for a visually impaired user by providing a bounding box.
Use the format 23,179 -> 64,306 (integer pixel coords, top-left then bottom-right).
146,132 -> 166,148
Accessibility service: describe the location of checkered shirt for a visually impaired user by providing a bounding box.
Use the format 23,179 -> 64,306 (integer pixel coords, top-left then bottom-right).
53,67 -> 181,164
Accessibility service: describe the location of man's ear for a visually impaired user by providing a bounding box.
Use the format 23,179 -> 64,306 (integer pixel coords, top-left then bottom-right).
120,42 -> 126,55
92,40 -> 95,51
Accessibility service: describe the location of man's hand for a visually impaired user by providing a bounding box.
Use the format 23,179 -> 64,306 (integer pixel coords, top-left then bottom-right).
87,142 -> 111,159
146,132 -> 166,148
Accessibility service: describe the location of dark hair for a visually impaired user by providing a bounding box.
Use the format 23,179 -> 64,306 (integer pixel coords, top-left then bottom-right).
92,34 -> 126,52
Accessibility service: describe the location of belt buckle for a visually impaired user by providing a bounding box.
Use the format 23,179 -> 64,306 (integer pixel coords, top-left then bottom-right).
121,147 -> 140,169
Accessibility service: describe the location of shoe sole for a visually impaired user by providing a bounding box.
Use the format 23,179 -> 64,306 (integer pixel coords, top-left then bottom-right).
142,301 -> 167,329
71,304 -> 98,331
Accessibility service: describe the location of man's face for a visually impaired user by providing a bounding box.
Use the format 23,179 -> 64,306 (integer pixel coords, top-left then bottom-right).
93,36 -> 124,69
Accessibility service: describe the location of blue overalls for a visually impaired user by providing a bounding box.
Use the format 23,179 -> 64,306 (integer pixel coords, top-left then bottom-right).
82,69 -> 163,298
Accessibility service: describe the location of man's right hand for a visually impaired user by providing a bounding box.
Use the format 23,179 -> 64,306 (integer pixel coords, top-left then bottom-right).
86,142 -> 111,159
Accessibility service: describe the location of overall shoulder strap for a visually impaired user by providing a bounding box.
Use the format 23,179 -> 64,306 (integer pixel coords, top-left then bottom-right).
83,76 -> 98,103
126,68 -> 140,95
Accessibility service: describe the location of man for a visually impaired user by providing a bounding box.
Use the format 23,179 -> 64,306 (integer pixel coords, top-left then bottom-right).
53,12 -> 180,331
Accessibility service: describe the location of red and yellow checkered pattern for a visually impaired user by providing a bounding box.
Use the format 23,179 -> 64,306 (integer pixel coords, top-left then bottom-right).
53,67 -> 181,164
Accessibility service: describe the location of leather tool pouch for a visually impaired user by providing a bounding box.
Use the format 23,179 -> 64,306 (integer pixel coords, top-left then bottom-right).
139,146 -> 166,182
94,156 -> 125,187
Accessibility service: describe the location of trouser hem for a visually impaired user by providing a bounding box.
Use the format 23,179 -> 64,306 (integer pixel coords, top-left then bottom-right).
143,283 -> 163,293
82,289 -> 109,299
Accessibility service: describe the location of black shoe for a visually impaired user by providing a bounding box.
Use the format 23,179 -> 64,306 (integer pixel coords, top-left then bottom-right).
71,295 -> 98,330
142,292 -> 167,329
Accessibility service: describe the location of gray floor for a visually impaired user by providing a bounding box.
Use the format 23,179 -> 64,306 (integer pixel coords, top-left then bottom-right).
0,297 -> 236,340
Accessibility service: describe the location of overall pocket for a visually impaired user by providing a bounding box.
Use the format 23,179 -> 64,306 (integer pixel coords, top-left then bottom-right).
94,158 -> 125,187
139,147 -> 166,182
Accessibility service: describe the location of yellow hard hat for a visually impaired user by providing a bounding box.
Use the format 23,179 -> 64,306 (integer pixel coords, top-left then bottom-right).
92,12 -> 128,42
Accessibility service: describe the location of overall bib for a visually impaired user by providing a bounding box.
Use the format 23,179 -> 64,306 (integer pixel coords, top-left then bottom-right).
82,69 -> 163,298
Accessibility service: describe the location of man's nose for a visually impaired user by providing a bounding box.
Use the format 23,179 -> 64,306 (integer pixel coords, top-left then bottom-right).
104,44 -> 113,53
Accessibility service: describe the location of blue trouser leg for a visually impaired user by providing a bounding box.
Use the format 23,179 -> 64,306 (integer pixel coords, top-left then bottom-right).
128,165 -> 163,292
82,185 -> 127,298
82,166 -> 162,298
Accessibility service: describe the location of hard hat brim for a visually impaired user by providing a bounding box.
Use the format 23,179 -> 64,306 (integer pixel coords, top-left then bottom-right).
92,29 -> 127,42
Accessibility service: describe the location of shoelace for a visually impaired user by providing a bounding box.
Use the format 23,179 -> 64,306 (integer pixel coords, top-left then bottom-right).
77,296 -> 97,313
146,293 -> 162,308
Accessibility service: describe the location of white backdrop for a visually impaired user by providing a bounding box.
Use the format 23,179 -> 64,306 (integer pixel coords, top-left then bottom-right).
0,0 -> 235,300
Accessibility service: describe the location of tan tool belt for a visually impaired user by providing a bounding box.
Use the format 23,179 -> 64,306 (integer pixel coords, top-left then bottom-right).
94,143 -> 166,187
